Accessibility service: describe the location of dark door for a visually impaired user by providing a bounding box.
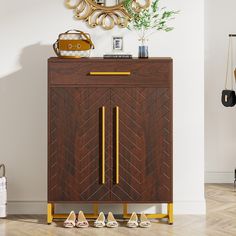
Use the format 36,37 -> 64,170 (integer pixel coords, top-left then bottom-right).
110,88 -> 172,202
48,87 -> 111,201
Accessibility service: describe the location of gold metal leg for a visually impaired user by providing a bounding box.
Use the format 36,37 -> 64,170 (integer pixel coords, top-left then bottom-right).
167,203 -> 174,224
51,203 -> 55,215
93,204 -> 99,217
47,203 -> 173,224
47,203 -> 53,224
47,203 -> 99,223
123,204 -> 128,218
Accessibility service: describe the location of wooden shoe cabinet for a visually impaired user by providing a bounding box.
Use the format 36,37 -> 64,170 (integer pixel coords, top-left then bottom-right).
47,57 -> 173,224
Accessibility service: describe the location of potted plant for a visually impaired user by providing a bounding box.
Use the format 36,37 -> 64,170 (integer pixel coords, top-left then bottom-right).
124,0 -> 179,58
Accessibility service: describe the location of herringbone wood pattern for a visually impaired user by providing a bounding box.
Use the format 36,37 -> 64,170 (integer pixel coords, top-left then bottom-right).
49,87 -> 172,203
2,184 -> 236,236
48,87 -> 111,201
110,88 -> 172,202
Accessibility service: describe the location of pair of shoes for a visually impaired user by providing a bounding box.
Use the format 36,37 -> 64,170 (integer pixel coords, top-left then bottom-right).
127,212 -> 151,228
64,211 -> 89,228
94,212 -> 118,228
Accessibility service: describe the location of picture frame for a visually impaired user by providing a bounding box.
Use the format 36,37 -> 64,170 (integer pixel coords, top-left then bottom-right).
112,36 -> 123,51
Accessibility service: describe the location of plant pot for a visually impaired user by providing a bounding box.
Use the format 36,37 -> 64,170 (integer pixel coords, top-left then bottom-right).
138,46 -> 148,58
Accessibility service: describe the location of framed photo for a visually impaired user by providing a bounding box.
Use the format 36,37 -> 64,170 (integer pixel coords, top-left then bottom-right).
112,36 -> 123,51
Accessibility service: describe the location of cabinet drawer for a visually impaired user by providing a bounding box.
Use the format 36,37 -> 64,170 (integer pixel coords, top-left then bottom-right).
48,58 -> 172,86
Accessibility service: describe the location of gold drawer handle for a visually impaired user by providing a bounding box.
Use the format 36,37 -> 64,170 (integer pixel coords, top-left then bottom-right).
89,72 -> 131,76
116,106 -> 119,184
102,106 -> 106,184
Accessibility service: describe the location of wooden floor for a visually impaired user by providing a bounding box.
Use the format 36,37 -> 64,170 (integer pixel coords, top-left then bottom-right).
0,184 -> 236,236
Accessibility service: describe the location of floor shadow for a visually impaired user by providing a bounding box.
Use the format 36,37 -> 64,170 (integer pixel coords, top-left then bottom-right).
0,43 -> 54,209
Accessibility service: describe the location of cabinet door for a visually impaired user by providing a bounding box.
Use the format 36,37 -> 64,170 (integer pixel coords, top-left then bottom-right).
110,88 -> 172,202
48,87 -> 111,202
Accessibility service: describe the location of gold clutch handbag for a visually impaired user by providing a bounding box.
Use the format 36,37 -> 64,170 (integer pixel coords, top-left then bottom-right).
53,29 -> 95,58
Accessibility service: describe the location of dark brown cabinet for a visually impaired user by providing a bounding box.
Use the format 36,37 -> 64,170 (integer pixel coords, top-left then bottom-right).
47,58 -> 173,223
49,87 -> 111,202
110,87 -> 172,202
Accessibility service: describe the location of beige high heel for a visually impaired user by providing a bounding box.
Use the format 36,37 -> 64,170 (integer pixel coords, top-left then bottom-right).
94,212 -> 106,228
76,211 -> 89,228
127,212 -> 138,228
106,212 -> 118,228
64,211 -> 76,228
139,213 -> 151,228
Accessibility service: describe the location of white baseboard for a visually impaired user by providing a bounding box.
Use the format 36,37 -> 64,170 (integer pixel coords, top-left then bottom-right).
205,171 -> 234,183
7,201 -> 46,215
7,200 -> 206,215
172,200 -> 206,215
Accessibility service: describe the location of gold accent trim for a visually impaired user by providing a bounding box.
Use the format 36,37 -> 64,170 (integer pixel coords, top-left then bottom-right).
65,0 -> 151,30
116,106 -> 119,184
167,203 -> 174,224
89,72 -> 131,76
93,203 -> 99,215
102,106 -> 105,185
123,213 -> 169,219
47,203 -> 53,224
59,40 -> 91,51
53,213 -> 99,219
47,203 -> 99,223
123,203 -> 128,216
47,203 -> 172,224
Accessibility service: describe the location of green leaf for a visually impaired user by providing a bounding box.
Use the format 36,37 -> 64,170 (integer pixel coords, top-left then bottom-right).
124,0 -> 179,36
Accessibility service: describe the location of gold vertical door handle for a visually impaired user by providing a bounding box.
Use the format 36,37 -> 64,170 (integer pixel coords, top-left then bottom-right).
102,106 -> 105,184
116,106 -> 119,184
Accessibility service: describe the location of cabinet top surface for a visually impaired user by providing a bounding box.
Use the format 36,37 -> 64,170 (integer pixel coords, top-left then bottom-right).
48,57 -> 173,63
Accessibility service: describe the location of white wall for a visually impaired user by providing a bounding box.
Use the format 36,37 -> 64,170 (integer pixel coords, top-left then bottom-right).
0,0 -> 205,214
205,0 -> 236,183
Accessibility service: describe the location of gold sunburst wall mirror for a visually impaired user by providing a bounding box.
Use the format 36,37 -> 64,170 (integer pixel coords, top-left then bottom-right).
65,0 -> 151,30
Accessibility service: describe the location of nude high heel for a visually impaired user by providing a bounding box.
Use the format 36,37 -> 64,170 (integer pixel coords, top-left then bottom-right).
127,212 -> 138,228
139,213 -> 151,228
64,211 -> 76,228
76,211 -> 89,228
94,212 -> 106,228
106,212 -> 118,228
